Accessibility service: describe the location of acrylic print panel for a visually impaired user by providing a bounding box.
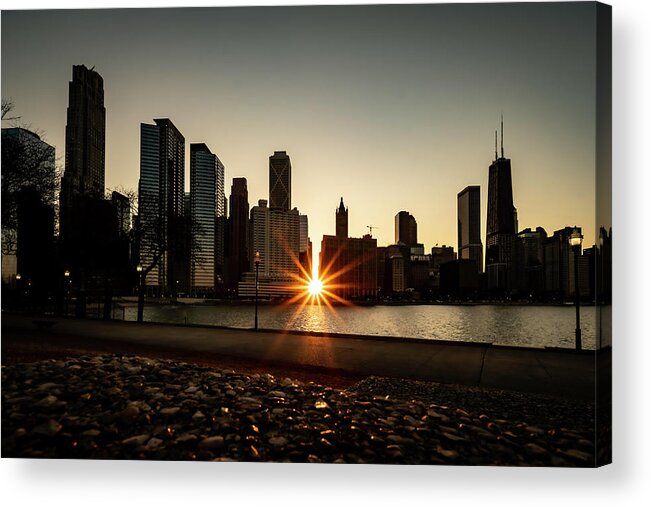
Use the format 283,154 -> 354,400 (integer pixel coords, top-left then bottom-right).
0,2 -> 611,466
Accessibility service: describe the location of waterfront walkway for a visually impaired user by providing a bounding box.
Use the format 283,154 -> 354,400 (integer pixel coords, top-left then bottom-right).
1,314 -> 602,401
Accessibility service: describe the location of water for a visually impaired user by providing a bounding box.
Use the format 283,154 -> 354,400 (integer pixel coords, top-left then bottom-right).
123,303 -> 610,350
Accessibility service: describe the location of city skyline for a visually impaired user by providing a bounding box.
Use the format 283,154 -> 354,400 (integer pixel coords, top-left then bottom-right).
2,4 -> 600,267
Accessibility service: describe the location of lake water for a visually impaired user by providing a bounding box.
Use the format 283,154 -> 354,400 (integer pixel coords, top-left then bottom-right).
123,303 -> 611,350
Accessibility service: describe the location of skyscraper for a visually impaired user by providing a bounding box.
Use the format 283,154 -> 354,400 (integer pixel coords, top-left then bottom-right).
225,177 -> 249,291
250,199 -> 270,277
240,199 -> 300,297
138,118 -> 185,295
299,214 -> 312,277
60,65 -> 106,240
320,199 -> 377,300
269,151 -> 291,210
457,185 -> 483,273
517,226 -> 547,295
336,197 -> 348,238
190,143 -> 225,294
544,226 -> 579,299
395,211 -> 417,246
486,118 -> 518,292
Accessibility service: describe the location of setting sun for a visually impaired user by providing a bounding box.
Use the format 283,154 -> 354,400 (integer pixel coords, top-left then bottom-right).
307,277 -> 324,296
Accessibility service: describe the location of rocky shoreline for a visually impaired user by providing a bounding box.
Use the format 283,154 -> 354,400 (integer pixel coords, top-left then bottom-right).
2,355 -> 596,466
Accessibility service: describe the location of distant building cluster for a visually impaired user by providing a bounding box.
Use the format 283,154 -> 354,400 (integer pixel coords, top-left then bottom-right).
1,65 -> 612,312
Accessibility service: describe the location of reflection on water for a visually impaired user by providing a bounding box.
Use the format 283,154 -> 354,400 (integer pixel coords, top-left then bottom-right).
124,303 -> 610,350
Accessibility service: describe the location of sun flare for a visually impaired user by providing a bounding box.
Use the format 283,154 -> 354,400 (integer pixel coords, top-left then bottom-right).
307,277 -> 324,296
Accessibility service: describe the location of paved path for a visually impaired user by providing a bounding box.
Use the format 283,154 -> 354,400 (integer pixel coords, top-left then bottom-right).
1,314 -> 602,401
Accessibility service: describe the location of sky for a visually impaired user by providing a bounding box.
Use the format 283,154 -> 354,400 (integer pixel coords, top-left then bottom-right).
1,3 -> 600,268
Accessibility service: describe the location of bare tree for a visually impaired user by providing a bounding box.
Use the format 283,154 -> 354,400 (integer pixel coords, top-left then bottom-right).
1,100 -> 61,255
111,186 -> 205,321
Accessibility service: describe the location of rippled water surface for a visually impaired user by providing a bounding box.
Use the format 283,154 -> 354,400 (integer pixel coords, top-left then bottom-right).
123,303 -> 610,350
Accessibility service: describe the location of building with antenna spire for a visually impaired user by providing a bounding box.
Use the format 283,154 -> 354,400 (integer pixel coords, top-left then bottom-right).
485,116 -> 519,293
336,197 -> 348,238
319,198 -> 377,300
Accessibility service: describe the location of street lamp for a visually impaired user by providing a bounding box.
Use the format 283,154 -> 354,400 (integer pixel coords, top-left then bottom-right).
15,273 -> 22,310
136,264 -> 144,323
569,228 -> 583,350
254,251 -> 261,331
64,270 -> 71,316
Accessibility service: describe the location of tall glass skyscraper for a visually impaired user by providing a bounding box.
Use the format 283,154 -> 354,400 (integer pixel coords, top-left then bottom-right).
138,118 -> 185,294
486,121 -> 518,292
457,185 -> 483,273
269,151 -> 291,210
190,143 -> 225,294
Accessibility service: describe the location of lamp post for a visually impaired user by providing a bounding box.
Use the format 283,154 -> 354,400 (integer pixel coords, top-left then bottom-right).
136,264 -> 144,323
569,228 -> 583,350
64,270 -> 71,316
15,273 -> 22,310
254,251 -> 261,331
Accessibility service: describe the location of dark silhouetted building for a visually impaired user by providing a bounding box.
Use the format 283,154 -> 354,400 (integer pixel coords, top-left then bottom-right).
269,151 -> 291,211
544,226 -> 579,300
395,211 -> 417,246
299,214 -> 312,278
320,234 -> 377,300
60,65 -> 106,242
336,197 -> 348,238
486,120 -> 518,293
225,177 -> 249,292
457,185 -> 483,273
387,254 -> 405,294
138,118 -> 185,295
440,259 -> 479,298
319,199 -> 377,299
431,245 -> 456,268
189,143 -> 225,295
1,127 -> 56,285
516,227 -> 547,296
16,187 -> 55,307
430,245 -> 456,293
410,254 -> 434,295
597,227 -> 612,303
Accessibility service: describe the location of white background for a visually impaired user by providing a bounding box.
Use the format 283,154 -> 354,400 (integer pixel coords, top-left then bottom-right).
1,0 -> 649,505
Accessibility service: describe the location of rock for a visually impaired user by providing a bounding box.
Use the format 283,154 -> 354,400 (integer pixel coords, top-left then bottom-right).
199,436 -> 224,450
32,419 -> 62,436
34,395 -> 58,407
122,434 -> 150,446
116,404 -> 140,422
525,426 -> 545,436
269,436 -> 288,447
526,443 -> 547,455
176,433 -> 199,444
440,432 -> 466,443
386,444 -> 403,459
560,449 -> 593,463
146,437 -> 164,450
160,407 -> 181,416
35,382 -> 58,392
436,446 -> 459,460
